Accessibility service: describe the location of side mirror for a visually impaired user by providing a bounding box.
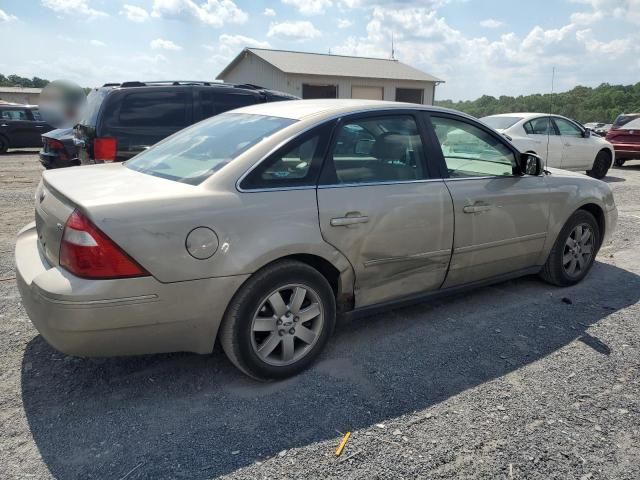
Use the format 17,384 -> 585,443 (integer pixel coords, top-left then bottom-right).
583,128 -> 591,138
519,153 -> 543,176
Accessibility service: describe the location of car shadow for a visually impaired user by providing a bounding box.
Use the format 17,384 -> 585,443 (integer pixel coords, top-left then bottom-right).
602,175 -> 625,183
21,261 -> 640,479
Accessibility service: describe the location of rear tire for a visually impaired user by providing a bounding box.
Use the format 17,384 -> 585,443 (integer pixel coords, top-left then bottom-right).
219,260 -> 336,380
0,136 -> 8,154
587,150 -> 611,179
540,210 -> 600,287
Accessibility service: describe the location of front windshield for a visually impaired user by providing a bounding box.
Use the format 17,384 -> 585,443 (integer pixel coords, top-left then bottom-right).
480,116 -> 523,130
126,113 -> 296,185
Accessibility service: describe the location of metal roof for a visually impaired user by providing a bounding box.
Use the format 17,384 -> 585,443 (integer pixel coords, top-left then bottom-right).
218,48 -> 444,83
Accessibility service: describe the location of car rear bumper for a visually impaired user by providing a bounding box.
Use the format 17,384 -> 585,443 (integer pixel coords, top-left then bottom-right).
15,222 -> 248,357
612,144 -> 640,160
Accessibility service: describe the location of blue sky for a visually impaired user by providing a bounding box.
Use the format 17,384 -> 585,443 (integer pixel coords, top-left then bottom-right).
0,0 -> 638,100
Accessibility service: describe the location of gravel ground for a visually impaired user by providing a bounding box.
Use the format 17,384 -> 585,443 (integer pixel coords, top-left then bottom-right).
1,152 -> 639,480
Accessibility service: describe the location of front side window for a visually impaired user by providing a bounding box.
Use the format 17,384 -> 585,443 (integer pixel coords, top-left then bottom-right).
30,109 -> 43,121
240,123 -> 332,190
126,113 -> 296,185
327,115 -> 426,184
524,117 -> 556,135
199,90 -> 259,119
553,117 -> 583,137
116,91 -> 188,128
431,116 -> 515,178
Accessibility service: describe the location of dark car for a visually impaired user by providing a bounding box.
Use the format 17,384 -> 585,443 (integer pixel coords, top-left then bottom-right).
607,117 -> 640,166
0,103 -> 53,153
39,127 -> 78,169
75,81 -> 298,165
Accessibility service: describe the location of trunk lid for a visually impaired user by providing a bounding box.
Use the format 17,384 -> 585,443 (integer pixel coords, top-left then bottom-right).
36,163 -> 200,268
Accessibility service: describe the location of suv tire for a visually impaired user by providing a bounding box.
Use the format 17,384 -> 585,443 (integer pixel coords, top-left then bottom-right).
219,260 -> 336,380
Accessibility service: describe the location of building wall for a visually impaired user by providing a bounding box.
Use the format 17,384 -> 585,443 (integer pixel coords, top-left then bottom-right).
0,92 -> 41,105
220,54 -> 437,105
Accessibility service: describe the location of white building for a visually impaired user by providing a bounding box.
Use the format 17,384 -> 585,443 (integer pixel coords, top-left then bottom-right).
0,86 -> 42,105
217,48 -> 444,105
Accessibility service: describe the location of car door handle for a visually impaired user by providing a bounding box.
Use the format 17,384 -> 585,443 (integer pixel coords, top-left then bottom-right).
0,124 -> 7,127
463,204 -> 492,214
330,215 -> 369,227
35,125 -> 46,128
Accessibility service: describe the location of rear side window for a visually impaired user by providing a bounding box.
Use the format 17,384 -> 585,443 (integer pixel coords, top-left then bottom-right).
117,91 -> 188,127
1,109 -> 28,120
30,109 -> 43,120
199,90 -> 261,119
325,115 -> 426,184
524,117 -> 556,135
240,123 -> 333,190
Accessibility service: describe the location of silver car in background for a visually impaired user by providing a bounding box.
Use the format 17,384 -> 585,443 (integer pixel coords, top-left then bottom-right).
15,100 -> 617,379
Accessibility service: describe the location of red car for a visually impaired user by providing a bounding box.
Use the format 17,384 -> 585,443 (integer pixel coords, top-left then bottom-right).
607,113 -> 640,166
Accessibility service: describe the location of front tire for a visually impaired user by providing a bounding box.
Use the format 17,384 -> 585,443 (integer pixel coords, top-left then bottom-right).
0,136 -> 8,154
587,150 -> 611,179
614,158 -> 625,167
540,210 -> 600,287
219,260 -> 336,380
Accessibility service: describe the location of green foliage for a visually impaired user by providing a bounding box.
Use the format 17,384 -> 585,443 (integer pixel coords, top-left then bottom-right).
436,83 -> 640,124
0,73 -> 50,88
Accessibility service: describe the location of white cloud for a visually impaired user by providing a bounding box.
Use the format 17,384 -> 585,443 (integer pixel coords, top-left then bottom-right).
570,0 -> 640,25
332,5 -> 640,100
264,7 -> 276,16
151,0 -> 247,27
150,38 -> 183,51
267,20 -> 322,40
120,4 -> 150,22
0,8 -> 17,22
338,18 -> 352,28
480,18 -> 503,28
90,39 -> 106,47
282,0 -> 333,15
41,0 -> 108,19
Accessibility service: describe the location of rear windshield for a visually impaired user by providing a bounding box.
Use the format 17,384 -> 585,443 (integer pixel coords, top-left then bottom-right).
480,116 -> 523,130
620,118 -> 640,130
613,114 -> 640,128
79,88 -> 110,126
125,113 -> 296,185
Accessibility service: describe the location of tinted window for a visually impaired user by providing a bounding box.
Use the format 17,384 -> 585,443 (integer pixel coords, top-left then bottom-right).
126,113 -> 296,185
199,90 -> 260,119
241,124 -> 332,190
30,109 -> 43,120
118,91 -> 188,127
524,117 -> 556,135
328,115 -> 426,184
613,114 -> 640,128
553,118 -> 582,137
620,118 -> 640,130
431,116 -> 515,178
481,116 -> 523,130
1,109 -> 28,120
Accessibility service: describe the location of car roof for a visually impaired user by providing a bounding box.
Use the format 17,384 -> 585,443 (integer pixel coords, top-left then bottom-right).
232,99 -> 466,121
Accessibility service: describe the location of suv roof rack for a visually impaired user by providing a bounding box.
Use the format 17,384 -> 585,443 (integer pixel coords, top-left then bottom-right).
101,81 -> 267,90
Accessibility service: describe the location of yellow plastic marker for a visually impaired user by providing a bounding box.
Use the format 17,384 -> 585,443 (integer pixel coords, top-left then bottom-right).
335,431 -> 351,457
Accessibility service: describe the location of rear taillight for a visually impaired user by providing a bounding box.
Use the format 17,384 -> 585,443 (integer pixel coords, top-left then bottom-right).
93,137 -> 117,162
59,210 -> 149,279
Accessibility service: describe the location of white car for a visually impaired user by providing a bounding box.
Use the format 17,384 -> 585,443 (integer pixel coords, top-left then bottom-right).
481,113 -> 615,179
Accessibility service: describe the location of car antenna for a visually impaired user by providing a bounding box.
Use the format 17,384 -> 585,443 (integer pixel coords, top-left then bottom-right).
545,66 -> 555,174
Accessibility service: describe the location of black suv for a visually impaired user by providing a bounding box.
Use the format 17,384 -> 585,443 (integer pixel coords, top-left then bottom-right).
0,104 -> 53,153
75,81 -> 298,165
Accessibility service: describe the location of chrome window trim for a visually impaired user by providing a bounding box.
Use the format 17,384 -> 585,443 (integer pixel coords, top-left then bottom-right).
317,178 -> 444,189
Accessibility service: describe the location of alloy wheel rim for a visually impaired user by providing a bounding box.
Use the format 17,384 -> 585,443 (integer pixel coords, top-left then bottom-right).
562,223 -> 595,278
250,283 -> 324,366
